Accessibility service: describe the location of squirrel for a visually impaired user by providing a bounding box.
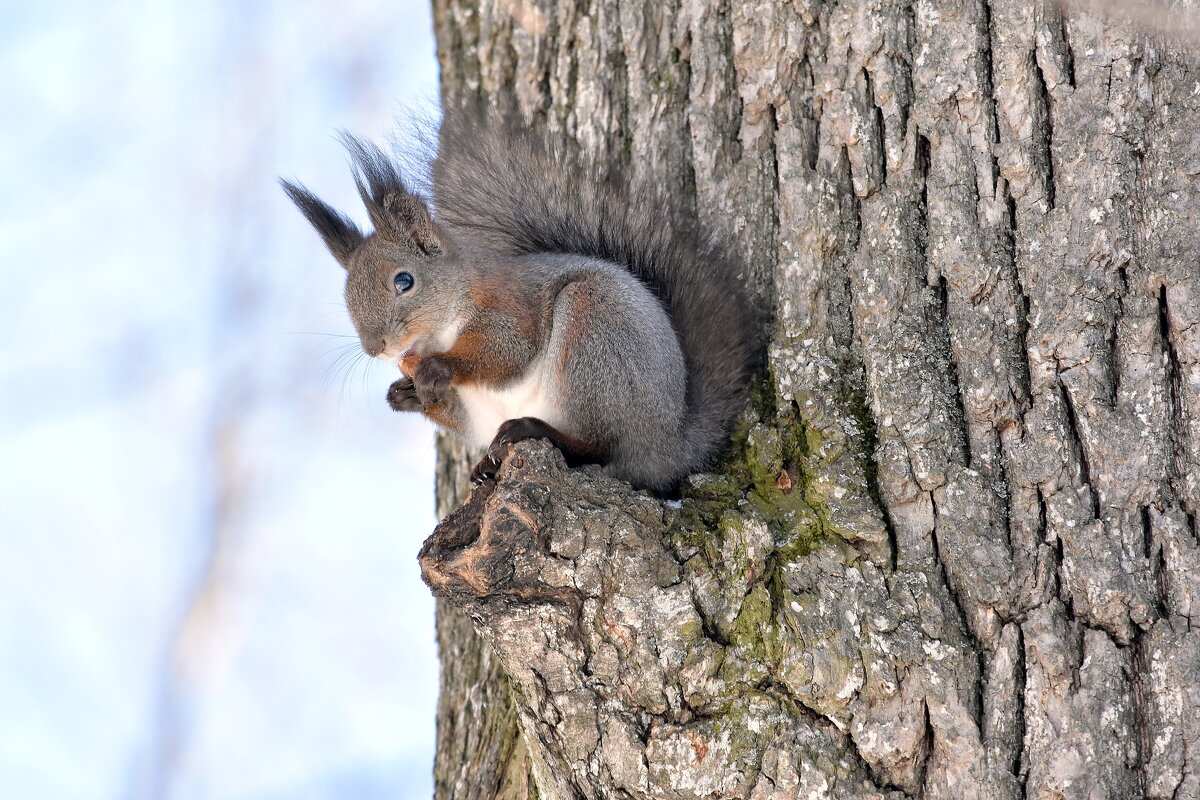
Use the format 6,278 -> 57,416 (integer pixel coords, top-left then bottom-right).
281,109 -> 756,493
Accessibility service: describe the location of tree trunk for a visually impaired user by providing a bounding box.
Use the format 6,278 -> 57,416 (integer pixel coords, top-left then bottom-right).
426,1 -> 1200,798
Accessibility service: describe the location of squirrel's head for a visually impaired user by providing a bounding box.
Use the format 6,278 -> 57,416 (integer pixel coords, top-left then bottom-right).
281,135 -> 466,366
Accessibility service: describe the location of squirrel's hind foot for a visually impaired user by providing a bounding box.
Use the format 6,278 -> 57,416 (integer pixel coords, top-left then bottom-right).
469,455 -> 500,484
469,417 -> 609,484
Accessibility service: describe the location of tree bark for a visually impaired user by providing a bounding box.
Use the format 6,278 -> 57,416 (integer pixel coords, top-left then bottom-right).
426,1 -> 1200,798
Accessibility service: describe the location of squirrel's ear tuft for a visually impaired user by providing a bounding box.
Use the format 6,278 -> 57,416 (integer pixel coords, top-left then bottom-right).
280,179 -> 364,267
341,133 -> 445,257
380,190 -> 444,256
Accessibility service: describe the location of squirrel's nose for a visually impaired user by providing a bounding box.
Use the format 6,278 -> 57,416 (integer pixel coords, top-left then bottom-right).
362,335 -> 385,357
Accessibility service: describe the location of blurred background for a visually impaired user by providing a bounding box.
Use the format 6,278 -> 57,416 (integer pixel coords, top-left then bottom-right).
0,1 -> 442,798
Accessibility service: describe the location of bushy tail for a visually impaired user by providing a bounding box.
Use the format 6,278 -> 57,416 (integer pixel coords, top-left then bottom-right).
431,108 -> 757,472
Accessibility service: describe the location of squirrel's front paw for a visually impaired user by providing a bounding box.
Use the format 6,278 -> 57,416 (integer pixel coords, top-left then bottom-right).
413,356 -> 453,406
386,377 -> 422,413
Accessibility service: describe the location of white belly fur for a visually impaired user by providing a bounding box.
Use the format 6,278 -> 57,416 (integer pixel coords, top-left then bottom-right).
456,359 -> 559,449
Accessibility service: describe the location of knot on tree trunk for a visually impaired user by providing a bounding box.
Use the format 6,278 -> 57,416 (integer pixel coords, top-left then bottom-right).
420,440 -> 732,797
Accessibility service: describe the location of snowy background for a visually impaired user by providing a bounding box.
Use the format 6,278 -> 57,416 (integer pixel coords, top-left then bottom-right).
0,1 -> 442,798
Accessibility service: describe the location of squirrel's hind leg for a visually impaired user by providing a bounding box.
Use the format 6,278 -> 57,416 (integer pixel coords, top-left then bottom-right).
470,417 -> 609,484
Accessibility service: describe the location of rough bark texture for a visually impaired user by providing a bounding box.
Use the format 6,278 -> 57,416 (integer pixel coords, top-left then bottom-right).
427,1 -> 1200,798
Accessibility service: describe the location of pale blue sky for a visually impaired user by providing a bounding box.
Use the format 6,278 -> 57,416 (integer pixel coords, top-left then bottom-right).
0,2 -> 443,798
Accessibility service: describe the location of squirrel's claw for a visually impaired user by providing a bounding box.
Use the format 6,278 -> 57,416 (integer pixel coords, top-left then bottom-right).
470,418 -> 544,483
471,420 -> 525,483
469,454 -> 500,484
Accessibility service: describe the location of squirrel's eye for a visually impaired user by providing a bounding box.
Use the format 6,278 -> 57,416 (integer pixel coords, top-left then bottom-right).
393,272 -> 414,293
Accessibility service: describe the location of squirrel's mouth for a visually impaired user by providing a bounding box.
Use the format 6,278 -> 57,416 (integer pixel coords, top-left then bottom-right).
399,338 -> 425,361
378,335 -> 421,365
371,336 -> 420,370
396,338 -> 426,377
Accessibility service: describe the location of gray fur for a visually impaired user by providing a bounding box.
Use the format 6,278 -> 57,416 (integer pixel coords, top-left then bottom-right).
531,253 -> 688,489
432,108 -> 758,478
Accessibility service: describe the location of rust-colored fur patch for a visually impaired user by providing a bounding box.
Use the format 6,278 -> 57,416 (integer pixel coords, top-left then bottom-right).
555,282 -> 600,380
468,271 -> 540,340
440,328 -> 507,385
422,400 -> 460,431
438,270 -> 544,388
545,425 -> 609,464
